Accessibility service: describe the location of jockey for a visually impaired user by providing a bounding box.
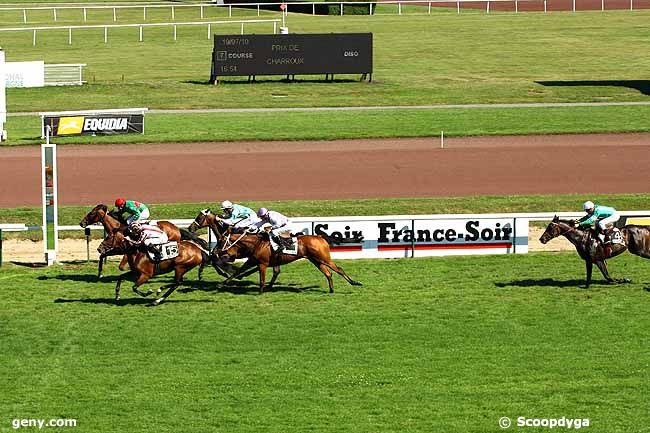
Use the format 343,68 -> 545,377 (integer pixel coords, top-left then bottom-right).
124,221 -> 168,262
256,207 -> 293,250
218,200 -> 260,231
575,201 -> 620,243
115,198 -> 150,225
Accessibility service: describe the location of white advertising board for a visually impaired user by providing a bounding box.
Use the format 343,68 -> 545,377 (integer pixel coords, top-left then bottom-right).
298,216 -> 528,259
5,61 -> 45,88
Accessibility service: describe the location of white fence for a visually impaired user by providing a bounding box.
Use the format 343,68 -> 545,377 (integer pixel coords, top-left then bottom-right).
3,211 -> 650,264
0,19 -> 281,45
45,64 -> 86,86
0,0 -> 644,23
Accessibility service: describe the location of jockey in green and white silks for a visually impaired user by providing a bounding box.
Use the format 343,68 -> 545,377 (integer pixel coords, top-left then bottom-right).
576,201 -> 620,242
218,200 -> 260,230
115,198 -> 150,225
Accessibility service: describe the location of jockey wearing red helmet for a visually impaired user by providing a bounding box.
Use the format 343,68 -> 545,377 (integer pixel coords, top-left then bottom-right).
114,198 -> 150,225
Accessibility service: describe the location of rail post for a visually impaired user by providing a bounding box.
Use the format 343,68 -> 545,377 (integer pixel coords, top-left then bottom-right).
85,227 -> 91,263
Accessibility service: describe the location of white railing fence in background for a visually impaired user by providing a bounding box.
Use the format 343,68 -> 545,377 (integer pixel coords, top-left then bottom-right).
0,0 -> 644,24
0,19 -> 280,45
44,64 -> 86,86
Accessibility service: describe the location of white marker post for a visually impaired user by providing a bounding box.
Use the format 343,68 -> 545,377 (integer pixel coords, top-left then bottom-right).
0,48 -> 7,141
41,127 -> 59,265
440,130 -> 444,149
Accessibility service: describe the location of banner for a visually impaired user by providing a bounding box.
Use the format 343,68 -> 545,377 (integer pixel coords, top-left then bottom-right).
43,114 -> 144,137
5,61 -> 45,88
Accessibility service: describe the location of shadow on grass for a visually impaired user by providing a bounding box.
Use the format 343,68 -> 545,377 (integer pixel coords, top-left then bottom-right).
495,278 -> 590,288
54,297 -> 214,306
184,77 -> 363,86
179,279 -> 322,295
536,80 -> 650,96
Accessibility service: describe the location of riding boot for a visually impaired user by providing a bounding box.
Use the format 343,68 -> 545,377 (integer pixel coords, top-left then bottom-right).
149,245 -> 162,262
271,235 -> 284,255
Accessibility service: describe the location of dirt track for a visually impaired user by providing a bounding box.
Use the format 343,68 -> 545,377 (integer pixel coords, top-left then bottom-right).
1,133 -> 649,207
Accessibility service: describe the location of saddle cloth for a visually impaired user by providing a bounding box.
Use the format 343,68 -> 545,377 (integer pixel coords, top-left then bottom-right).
147,241 -> 179,261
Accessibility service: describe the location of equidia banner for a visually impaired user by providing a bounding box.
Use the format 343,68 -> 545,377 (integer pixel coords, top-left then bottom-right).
43,114 -> 144,137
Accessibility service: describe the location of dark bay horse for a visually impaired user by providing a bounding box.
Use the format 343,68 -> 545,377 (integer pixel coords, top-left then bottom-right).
539,216 -> 650,287
98,231 -> 209,306
217,230 -> 362,294
80,204 -> 186,278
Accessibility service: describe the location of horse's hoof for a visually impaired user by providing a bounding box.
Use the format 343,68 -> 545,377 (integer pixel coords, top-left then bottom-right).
150,299 -> 162,307
156,288 -> 162,295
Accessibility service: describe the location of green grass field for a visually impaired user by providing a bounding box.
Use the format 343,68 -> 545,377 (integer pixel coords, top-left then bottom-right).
1,6 -> 650,144
1,252 -> 649,433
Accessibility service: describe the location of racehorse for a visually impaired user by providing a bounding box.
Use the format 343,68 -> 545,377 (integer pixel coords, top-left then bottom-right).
187,209 -> 256,279
216,230 -> 362,294
539,215 -> 650,287
80,204 -> 193,278
97,230 -> 209,306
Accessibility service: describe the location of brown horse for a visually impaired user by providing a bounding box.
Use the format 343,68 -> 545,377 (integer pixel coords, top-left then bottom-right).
539,215 -> 650,287
80,204 -> 186,278
98,230 -> 209,306
188,208 -> 256,278
216,230 -> 362,294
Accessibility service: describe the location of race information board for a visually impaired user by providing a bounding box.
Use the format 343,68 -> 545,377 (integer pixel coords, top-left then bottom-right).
211,33 -> 372,81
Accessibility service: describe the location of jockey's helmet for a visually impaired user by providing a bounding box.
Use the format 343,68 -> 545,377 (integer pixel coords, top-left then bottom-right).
115,197 -> 126,208
583,201 -> 595,211
258,207 -> 269,218
221,200 -> 233,210
129,222 -> 142,237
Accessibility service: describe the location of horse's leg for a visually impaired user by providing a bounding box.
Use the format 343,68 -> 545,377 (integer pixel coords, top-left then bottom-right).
98,254 -> 105,279
152,265 -> 194,306
198,262 -> 205,281
267,266 -> 281,290
258,264 -> 268,294
118,254 -> 129,271
223,259 -> 257,284
585,260 -> 593,288
309,258 -> 334,294
132,273 -> 153,297
324,260 -> 362,286
115,271 -> 132,303
595,260 -> 621,284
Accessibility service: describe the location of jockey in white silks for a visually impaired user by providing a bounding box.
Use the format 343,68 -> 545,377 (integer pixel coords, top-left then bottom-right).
256,207 -> 294,251
125,222 -> 169,262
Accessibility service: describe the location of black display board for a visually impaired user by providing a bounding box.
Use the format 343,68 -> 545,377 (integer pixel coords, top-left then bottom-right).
211,33 -> 372,82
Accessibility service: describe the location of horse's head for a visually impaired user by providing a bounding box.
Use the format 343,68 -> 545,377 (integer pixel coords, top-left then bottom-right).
97,230 -> 128,256
80,204 -> 108,227
539,215 -> 574,244
188,208 -> 212,233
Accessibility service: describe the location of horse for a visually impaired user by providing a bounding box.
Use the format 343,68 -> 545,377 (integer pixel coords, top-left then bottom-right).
97,230 -> 210,306
187,208 -> 257,279
216,229 -> 362,294
80,204 -> 194,278
539,215 -> 650,287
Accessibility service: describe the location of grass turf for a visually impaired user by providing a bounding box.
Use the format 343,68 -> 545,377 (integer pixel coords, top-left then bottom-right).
0,252 -> 649,432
